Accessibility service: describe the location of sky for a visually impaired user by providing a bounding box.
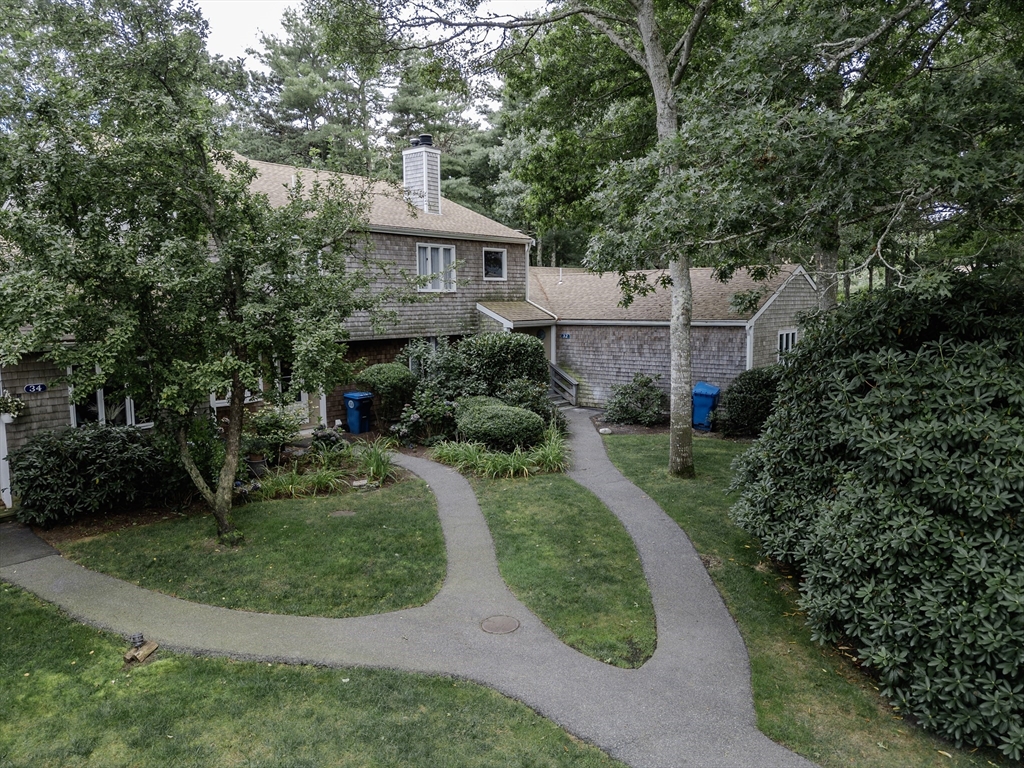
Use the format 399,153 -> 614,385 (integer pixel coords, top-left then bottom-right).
194,0 -> 548,63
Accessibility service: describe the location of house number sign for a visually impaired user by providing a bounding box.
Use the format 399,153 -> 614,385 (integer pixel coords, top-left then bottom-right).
24,383 -> 47,393
559,333 -> 571,339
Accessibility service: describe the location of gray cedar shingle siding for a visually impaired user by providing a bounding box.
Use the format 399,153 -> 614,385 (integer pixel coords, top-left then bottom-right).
556,325 -> 672,408
751,276 -> 818,368
344,234 -> 529,341
1,355 -> 72,454
691,326 -> 748,390
555,325 -> 747,408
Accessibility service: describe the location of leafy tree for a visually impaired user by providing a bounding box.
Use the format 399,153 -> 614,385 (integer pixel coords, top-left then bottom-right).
229,7 -> 388,173
0,0 -> 388,542
730,273 -> 1024,760
625,0 -> 1024,305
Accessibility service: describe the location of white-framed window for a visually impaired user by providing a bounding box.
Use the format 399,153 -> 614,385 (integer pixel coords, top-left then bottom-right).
482,248 -> 507,281
69,366 -> 153,428
417,243 -> 456,292
778,329 -> 798,361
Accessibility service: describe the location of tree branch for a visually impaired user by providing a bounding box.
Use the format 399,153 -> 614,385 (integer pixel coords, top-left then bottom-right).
670,0 -> 715,86
817,0 -> 931,66
582,12 -> 647,73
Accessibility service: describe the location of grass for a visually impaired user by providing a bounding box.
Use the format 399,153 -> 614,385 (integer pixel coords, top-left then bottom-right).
473,474 -> 656,668
604,434 -> 1013,768
0,584 -> 626,768
60,480 -> 445,618
430,427 -> 571,477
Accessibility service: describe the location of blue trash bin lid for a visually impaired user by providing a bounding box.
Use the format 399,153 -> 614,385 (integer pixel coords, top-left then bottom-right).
693,381 -> 720,397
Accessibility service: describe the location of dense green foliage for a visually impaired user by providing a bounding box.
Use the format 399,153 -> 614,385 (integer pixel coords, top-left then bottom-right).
457,404 -> 545,452
604,373 -> 667,426
354,362 -> 418,421
9,425 -> 175,526
393,334 -> 549,444
241,403 -> 306,462
715,366 -> 783,438
731,275 -> 1024,760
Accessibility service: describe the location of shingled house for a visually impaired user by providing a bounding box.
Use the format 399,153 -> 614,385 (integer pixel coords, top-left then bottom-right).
0,137 -> 533,509
478,265 -> 817,408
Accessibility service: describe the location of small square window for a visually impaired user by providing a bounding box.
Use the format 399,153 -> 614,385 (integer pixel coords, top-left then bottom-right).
483,248 -> 506,281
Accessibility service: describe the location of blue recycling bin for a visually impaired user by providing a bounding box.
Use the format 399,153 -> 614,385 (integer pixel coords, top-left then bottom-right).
344,391 -> 374,434
692,381 -> 721,432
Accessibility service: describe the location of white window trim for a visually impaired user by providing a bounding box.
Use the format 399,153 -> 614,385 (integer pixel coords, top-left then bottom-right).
68,366 -> 153,428
210,379 -> 264,409
778,329 -> 798,361
482,247 -> 507,281
417,242 -> 457,293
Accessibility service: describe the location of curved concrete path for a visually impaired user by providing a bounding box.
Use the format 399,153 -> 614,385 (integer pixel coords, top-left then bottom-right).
0,408 -> 815,768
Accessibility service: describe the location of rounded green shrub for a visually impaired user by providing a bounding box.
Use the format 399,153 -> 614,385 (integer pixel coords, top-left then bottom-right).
730,274 -> 1024,761
456,404 -> 545,452
354,362 -> 417,421
715,365 -> 783,437
497,377 -> 566,432
604,373 -> 667,426
10,424 -> 174,526
454,395 -> 505,419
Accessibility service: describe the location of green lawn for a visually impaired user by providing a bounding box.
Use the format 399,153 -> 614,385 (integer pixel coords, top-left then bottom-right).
60,480 -> 445,618
474,474 -> 656,667
0,585 -> 625,768
604,434 -> 1012,768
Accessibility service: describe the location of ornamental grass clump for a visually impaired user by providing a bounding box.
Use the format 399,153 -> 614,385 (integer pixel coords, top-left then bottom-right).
730,273 -> 1024,761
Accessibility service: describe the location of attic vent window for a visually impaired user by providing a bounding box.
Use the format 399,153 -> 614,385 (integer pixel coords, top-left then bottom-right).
778,329 -> 798,361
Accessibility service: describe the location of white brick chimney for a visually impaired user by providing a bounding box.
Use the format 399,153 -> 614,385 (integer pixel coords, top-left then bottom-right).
402,134 -> 442,215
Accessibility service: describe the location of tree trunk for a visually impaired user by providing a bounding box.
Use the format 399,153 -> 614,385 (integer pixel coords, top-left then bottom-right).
212,375 -> 245,544
668,256 -> 695,477
637,0 -> 695,476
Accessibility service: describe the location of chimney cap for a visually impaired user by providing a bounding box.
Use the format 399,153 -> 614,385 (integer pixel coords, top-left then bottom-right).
417,133 -> 433,147
410,137 -> 420,146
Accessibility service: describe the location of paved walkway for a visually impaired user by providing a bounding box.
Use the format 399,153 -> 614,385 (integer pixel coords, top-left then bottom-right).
0,408 -> 815,768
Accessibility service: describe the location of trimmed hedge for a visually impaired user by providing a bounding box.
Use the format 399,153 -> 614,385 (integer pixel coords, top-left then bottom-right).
10,425 -> 174,526
458,333 -> 548,392
354,362 -> 417,421
456,404 -> 545,452
715,365 -> 783,437
730,274 -> 1024,760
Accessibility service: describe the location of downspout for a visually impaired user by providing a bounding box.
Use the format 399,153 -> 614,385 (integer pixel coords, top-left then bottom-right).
745,319 -> 754,371
0,367 -> 10,509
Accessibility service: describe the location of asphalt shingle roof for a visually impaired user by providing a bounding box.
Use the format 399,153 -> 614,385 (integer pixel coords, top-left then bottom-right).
529,265 -> 805,323
242,156 -> 532,244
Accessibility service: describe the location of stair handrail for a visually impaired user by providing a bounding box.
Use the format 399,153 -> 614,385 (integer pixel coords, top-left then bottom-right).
549,362 -> 578,406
